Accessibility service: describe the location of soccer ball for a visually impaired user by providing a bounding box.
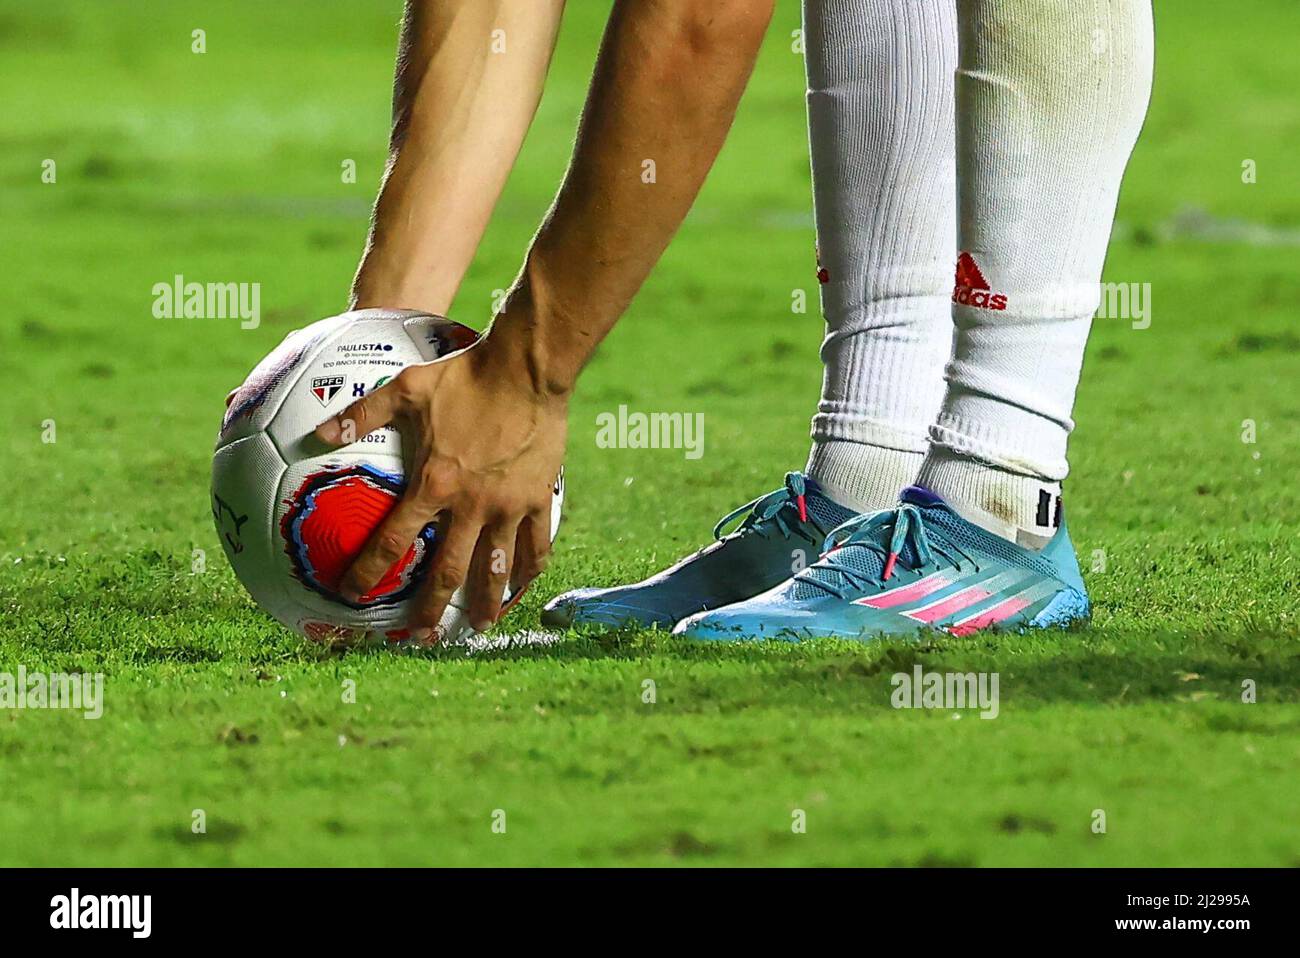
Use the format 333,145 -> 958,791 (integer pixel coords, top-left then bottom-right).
212,308 -> 564,645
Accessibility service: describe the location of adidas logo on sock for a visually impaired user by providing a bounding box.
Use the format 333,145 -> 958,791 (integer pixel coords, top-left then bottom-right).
953,252 -> 1008,311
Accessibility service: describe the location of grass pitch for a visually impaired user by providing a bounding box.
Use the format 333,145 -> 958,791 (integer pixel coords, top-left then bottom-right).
1,0 -> 1298,866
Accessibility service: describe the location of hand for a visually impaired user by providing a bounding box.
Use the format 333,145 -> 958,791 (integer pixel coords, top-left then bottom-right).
314,334 -> 568,642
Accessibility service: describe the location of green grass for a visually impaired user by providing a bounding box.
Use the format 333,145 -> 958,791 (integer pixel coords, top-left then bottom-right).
2,0 -> 1299,866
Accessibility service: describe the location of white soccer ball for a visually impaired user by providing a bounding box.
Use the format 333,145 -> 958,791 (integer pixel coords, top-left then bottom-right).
212,308 -> 564,645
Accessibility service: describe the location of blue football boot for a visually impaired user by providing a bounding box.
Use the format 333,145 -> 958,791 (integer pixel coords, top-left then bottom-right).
673,485 -> 1090,641
541,472 -> 855,631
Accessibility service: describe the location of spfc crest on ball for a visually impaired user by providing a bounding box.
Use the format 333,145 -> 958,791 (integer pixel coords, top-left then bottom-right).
309,375 -> 346,406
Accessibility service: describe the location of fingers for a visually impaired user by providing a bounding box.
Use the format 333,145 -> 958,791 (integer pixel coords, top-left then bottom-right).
466,522 -> 519,632
314,371 -> 408,446
408,515 -> 482,640
338,491 -> 438,603
509,510 -> 552,598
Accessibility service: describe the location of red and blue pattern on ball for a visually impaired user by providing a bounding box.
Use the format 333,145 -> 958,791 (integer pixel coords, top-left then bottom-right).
280,463 -> 435,608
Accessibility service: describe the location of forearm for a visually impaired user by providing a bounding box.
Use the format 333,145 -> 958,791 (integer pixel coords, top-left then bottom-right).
486,0 -> 774,395
352,0 -> 566,314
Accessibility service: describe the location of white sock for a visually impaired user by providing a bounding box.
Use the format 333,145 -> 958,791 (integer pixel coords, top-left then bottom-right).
807,440 -> 931,513
920,447 -> 1063,547
802,0 -> 958,514
919,0 -> 1154,544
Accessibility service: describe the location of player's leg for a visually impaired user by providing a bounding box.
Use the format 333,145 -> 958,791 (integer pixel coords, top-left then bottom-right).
677,0 -> 1154,641
543,0 -> 958,631
917,0 -> 1155,549
804,0 -> 957,514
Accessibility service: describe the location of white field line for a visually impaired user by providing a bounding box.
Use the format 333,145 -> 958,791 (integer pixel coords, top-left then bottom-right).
451,629 -> 569,655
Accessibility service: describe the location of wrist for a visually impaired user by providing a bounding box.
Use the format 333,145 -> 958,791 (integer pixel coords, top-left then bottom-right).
350,253 -> 456,317
478,263 -> 581,400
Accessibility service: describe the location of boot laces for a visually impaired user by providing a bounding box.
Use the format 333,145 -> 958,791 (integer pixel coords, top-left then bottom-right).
796,504 -> 977,601
713,472 -> 823,543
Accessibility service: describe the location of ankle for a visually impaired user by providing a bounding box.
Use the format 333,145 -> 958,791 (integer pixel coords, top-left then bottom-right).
916,448 -> 1063,549
806,440 -> 923,514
